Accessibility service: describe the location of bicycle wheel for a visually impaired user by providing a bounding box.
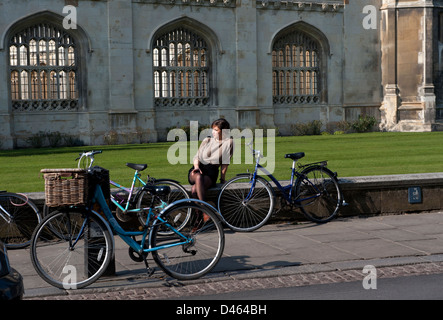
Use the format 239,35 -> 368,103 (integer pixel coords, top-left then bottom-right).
137,179 -> 190,235
294,165 -> 341,223
30,209 -> 113,289
217,175 -> 274,232
0,193 -> 41,249
150,202 -> 224,280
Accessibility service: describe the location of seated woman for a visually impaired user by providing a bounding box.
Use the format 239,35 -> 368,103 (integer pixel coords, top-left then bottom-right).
188,118 -> 234,203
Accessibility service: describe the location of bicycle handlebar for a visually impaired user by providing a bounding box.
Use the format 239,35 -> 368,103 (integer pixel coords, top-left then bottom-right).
76,150 -> 102,168
75,150 -> 102,160
246,140 -> 263,159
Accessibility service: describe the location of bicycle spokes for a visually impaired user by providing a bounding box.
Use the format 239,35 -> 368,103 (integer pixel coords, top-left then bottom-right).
31,210 -> 112,289
295,166 -> 341,223
217,176 -> 274,232
150,203 -> 224,280
0,193 -> 41,248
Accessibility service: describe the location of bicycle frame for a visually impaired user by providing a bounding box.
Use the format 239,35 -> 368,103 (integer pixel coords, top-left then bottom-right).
88,184 -> 192,255
245,150 -> 323,206
109,170 -> 146,214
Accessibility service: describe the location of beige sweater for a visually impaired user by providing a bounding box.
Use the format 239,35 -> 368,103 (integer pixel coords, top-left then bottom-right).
194,136 -> 234,166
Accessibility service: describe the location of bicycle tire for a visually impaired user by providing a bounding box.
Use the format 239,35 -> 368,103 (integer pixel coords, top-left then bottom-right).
217,175 -> 274,232
150,202 -> 224,280
294,165 -> 341,223
136,179 -> 190,235
30,209 -> 113,289
0,193 -> 41,249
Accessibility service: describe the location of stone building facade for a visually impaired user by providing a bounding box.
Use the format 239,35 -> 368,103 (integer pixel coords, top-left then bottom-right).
380,0 -> 443,132
0,0 -> 442,148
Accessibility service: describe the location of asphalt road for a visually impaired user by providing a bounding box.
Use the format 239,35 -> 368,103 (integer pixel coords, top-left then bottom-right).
181,272 -> 443,300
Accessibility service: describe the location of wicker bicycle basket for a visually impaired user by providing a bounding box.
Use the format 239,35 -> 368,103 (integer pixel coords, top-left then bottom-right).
41,168 -> 88,207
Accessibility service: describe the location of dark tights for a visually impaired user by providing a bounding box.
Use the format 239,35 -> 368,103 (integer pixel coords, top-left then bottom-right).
188,171 -> 213,201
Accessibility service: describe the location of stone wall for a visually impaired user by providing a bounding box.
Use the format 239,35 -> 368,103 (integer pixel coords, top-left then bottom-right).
0,0 -> 387,149
380,0 -> 443,132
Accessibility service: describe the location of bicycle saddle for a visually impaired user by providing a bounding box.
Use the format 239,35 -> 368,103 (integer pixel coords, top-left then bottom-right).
126,163 -> 147,171
143,185 -> 171,196
284,152 -> 305,160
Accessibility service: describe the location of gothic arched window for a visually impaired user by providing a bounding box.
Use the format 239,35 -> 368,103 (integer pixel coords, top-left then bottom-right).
272,29 -> 322,104
9,23 -> 79,111
153,27 -> 210,107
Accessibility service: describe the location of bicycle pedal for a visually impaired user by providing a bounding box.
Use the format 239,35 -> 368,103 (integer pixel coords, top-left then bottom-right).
143,254 -> 155,277
145,266 -> 155,277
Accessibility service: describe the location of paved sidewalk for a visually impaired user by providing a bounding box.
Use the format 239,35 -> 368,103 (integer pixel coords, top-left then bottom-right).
8,211 -> 443,300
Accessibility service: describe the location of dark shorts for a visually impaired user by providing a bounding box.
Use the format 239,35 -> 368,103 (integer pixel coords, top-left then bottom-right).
188,163 -> 219,188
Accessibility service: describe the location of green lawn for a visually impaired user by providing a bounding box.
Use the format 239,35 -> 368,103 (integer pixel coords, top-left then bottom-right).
1,132 -> 443,193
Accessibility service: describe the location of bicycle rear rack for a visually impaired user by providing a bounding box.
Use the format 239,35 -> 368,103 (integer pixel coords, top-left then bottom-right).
298,160 -> 328,169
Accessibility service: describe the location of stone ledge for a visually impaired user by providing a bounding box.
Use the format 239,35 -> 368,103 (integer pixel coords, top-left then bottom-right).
336,173 -> 443,219
25,172 -> 443,222
339,173 -> 443,190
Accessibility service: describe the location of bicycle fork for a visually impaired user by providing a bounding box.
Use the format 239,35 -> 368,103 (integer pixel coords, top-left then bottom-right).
68,213 -> 87,251
243,172 -> 259,204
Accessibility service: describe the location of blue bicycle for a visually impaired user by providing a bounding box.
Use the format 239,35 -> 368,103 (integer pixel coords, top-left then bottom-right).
217,142 -> 344,232
30,167 -> 224,289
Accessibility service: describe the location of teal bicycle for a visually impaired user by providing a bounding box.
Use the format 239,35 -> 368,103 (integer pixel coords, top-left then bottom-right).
75,150 -> 190,232
30,167 -> 224,289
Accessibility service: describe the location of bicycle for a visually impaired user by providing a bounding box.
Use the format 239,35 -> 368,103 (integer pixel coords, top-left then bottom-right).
0,191 -> 41,249
217,141 -> 345,232
76,150 -> 191,233
31,166 -> 225,289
